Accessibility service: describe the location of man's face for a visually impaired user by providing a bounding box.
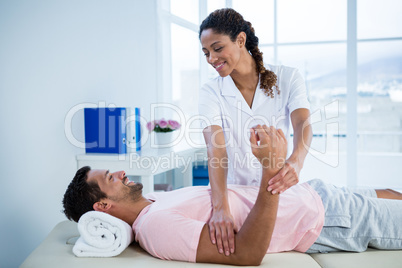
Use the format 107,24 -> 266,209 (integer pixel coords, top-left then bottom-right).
86,169 -> 143,203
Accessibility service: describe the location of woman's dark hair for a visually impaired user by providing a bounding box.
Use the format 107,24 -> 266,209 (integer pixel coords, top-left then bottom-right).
62,166 -> 107,222
199,8 -> 279,97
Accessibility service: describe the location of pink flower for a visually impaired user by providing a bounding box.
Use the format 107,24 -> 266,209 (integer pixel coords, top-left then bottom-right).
148,118 -> 181,132
146,121 -> 155,132
168,120 -> 181,130
158,119 -> 168,129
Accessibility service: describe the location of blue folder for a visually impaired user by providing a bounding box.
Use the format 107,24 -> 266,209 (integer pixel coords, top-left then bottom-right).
126,107 -> 142,152
84,107 -> 127,154
135,107 -> 141,151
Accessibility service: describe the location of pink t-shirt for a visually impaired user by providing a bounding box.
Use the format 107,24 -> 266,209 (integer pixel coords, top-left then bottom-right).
132,182 -> 324,263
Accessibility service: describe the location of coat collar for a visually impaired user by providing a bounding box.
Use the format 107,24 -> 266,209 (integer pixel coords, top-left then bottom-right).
220,75 -> 269,116
251,83 -> 274,112
220,75 -> 237,97
220,75 -> 250,116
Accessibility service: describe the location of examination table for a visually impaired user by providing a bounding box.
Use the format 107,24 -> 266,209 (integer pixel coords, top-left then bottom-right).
21,220 -> 402,268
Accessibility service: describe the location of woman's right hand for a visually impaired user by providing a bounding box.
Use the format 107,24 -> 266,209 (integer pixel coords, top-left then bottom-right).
208,208 -> 237,256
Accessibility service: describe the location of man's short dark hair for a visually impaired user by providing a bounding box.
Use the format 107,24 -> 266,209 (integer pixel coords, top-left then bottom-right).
62,166 -> 107,222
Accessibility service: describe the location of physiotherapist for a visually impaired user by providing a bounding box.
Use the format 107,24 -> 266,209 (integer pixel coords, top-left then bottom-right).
198,8 -> 313,256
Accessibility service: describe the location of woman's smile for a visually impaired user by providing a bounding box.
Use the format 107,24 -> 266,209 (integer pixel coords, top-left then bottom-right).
213,62 -> 226,71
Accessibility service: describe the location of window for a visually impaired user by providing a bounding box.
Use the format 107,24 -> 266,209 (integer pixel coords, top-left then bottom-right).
233,0 -> 274,44
277,43 -> 347,156
170,24 -> 200,115
251,1 -> 349,185
170,0 -> 199,24
157,0 -> 402,188
207,0 -> 225,14
357,0 -> 402,39
356,0 -> 402,188
357,40 -> 402,154
157,0 -> 202,122
277,0 -> 346,43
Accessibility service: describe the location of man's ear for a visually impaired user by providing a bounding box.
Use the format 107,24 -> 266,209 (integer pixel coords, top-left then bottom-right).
93,200 -> 112,212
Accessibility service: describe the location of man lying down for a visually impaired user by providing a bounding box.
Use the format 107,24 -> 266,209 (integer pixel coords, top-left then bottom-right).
63,125 -> 402,266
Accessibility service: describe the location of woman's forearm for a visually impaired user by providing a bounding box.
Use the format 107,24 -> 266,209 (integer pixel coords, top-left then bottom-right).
203,125 -> 237,255
289,122 -> 312,166
207,146 -> 230,211
203,125 -> 231,211
289,109 -> 313,167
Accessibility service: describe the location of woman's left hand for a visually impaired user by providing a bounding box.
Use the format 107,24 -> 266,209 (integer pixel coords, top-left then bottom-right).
267,159 -> 300,194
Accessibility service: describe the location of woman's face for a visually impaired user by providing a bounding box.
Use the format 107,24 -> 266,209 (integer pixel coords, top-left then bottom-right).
200,29 -> 243,77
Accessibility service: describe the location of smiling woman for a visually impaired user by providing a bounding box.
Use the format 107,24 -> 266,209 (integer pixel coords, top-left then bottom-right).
199,11 -> 278,97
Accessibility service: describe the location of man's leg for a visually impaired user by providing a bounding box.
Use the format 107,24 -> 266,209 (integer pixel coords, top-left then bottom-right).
375,189 -> 402,200
306,179 -> 402,253
349,187 -> 402,200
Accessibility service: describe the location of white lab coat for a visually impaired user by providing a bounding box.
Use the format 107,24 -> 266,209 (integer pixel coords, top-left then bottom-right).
198,64 -> 310,185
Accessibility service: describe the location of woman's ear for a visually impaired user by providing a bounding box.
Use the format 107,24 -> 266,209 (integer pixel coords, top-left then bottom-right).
237,32 -> 247,48
93,200 -> 112,212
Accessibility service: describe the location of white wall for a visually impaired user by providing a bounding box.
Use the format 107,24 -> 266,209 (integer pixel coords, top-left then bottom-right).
0,1 -> 158,267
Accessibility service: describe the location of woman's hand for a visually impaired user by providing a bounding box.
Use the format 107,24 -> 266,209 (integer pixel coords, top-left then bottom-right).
208,208 -> 238,256
267,159 -> 300,194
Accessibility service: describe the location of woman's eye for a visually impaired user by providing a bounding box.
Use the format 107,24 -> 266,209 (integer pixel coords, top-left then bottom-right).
215,47 -> 223,52
109,175 -> 113,181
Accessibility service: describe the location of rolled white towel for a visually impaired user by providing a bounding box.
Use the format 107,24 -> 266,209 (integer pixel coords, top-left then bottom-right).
73,211 -> 134,257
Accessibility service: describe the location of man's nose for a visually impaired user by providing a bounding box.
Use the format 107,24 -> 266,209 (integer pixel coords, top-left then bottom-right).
114,171 -> 126,181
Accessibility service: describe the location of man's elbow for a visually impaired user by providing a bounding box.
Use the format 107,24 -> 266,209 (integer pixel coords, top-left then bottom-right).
237,252 -> 265,266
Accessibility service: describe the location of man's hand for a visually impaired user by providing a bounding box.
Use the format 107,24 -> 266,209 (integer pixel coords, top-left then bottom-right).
250,125 -> 287,175
267,160 -> 300,194
208,208 -> 238,256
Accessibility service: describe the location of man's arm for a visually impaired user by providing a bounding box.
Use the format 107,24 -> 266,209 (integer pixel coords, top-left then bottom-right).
196,171 -> 279,265
196,126 -> 287,266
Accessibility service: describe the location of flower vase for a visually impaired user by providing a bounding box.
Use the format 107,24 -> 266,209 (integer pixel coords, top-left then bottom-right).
154,132 -> 175,148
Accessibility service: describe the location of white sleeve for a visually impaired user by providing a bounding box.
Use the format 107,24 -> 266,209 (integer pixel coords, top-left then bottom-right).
198,85 -> 224,129
287,69 -> 310,114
